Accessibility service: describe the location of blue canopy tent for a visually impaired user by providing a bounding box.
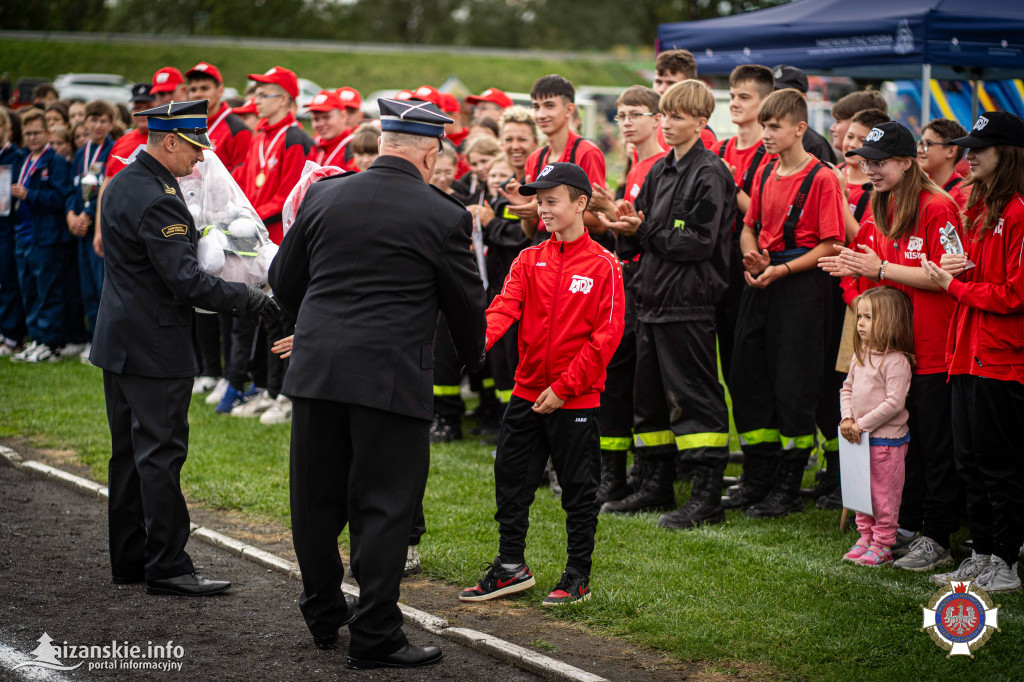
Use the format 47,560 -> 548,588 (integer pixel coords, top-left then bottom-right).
658,0 -> 1024,124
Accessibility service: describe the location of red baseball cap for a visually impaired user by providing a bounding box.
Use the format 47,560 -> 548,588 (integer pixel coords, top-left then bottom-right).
466,88 -> 513,109
305,90 -> 343,112
248,66 -> 299,99
186,62 -> 223,85
151,67 -> 185,95
233,98 -> 258,115
439,92 -> 461,115
335,86 -> 363,110
395,90 -> 415,101
410,85 -> 442,107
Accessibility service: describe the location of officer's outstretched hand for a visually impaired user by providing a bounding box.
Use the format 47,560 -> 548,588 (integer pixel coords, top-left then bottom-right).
246,285 -> 282,324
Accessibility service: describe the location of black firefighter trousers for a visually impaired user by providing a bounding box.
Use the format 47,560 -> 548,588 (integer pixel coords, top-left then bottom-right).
494,396 -> 600,576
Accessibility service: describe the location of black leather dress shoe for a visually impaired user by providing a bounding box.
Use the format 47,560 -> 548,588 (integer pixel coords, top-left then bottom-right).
312,594 -> 359,649
347,644 -> 443,669
145,572 -> 231,596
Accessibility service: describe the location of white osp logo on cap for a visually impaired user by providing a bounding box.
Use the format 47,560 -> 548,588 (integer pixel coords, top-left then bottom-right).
195,63 -> 209,71
313,94 -> 327,104
974,116 -> 989,131
774,68 -> 783,79
539,164 -> 555,177
482,89 -> 494,97
266,68 -> 277,76
156,73 -> 169,84
417,87 -> 432,96
341,90 -> 354,100
866,128 -> 885,142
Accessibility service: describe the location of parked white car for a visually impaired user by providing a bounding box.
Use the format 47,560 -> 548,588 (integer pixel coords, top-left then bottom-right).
53,73 -> 134,105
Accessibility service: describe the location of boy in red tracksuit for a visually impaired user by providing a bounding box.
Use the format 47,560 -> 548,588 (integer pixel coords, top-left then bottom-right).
460,163 -> 624,607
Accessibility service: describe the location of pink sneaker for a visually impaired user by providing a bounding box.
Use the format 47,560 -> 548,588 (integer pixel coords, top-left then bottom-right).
843,539 -> 871,563
856,545 -> 893,567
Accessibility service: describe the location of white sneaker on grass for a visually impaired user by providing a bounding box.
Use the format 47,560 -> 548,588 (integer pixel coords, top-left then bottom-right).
930,551 -> 991,586
79,343 -> 94,365
259,395 -> 292,425
61,341 -> 88,357
893,535 -> 952,572
23,343 -> 60,363
10,341 -> 39,362
0,337 -> 18,356
204,378 -> 230,405
231,390 -> 273,417
974,556 -> 1021,593
192,375 -> 219,394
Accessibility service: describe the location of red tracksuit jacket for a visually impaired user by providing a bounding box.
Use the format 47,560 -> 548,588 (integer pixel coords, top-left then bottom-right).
485,231 -> 625,409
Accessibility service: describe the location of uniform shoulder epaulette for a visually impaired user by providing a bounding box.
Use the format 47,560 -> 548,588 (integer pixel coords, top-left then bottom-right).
430,184 -> 468,208
318,171 -> 357,183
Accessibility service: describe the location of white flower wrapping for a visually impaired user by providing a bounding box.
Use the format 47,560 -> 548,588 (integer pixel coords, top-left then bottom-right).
282,160 -> 347,235
181,150 -> 274,284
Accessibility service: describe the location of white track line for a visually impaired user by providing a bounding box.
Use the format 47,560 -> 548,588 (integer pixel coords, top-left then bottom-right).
0,641 -> 75,682
0,445 -> 608,682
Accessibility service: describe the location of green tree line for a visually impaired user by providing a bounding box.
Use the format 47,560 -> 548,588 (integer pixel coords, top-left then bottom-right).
1,0 -> 784,51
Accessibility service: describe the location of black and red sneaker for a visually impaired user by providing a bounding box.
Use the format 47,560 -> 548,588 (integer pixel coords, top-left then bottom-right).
459,557 -> 536,602
542,569 -> 590,607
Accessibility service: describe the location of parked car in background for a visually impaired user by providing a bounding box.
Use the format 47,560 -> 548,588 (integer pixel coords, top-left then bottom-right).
53,73 -> 133,105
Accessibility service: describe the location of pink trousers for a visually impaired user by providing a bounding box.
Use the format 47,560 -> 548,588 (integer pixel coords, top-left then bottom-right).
855,443 -> 908,548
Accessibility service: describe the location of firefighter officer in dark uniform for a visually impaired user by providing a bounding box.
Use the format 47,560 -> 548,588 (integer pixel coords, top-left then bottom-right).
91,100 -> 280,596
269,98 -> 486,669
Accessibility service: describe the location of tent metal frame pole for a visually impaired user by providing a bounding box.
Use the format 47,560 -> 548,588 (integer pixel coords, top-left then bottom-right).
921,63 -> 932,127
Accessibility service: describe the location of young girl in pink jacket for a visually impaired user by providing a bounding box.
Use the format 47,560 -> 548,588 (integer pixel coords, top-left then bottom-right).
839,286 -> 916,566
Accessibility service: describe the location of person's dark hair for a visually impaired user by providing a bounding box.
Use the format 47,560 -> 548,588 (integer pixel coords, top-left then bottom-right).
850,108 -> 890,131
729,64 -> 774,99
45,101 -> 69,125
350,123 -> 381,154
32,83 -> 59,101
224,95 -> 245,108
8,108 -> 23,146
531,75 -> 575,104
146,130 -> 176,146
921,118 -> 968,144
469,116 -> 499,137
964,145 -> 1024,239
187,72 -> 218,86
656,49 -> 697,79
64,97 -> 86,106
831,90 -> 888,121
85,100 -> 118,123
757,88 -> 807,125
616,85 -> 660,113
115,103 -> 131,127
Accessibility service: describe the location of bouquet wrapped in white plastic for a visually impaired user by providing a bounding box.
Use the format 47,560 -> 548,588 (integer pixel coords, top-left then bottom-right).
180,150 -> 279,284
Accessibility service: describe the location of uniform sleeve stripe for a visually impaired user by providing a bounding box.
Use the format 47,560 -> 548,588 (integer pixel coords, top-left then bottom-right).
1016,197 -> 1024,268
595,251 -> 618,325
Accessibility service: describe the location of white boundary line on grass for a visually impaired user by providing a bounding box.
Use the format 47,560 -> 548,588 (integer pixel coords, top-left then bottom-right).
0,640 -> 75,682
0,445 -> 607,682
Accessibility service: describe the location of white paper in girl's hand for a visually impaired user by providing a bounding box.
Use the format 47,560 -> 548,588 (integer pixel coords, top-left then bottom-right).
839,431 -> 873,516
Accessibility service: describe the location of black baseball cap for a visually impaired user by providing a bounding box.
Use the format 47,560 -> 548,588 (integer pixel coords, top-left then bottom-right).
772,65 -> 808,94
951,111 -> 1024,149
518,162 -> 593,198
845,121 -> 917,160
130,83 -> 155,104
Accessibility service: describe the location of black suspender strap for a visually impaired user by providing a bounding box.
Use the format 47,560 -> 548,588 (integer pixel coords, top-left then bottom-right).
741,145 -> 768,196
753,158 -> 777,238
854,183 -> 872,222
782,162 -> 825,250
717,141 -> 728,159
567,137 -> 584,165
943,176 -> 962,193
534,146 -> 550,181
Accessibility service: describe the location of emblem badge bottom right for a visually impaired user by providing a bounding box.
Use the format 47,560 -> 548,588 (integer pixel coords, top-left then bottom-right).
922,581 -> 1000,657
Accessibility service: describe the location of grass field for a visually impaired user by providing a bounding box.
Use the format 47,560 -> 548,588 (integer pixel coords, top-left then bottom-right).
2,357 -> 1021,681
1,39 -> 645,97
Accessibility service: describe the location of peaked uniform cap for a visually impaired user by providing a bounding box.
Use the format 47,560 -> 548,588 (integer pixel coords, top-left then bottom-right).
377,98 -> 453,138
135,99 -> 212,149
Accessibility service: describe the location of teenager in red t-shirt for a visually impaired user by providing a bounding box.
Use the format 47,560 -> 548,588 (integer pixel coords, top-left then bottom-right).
917,118 -> 970,211
711,65 -> 776,385
822,121 -> 964,571
584,85 -> 665,506
504,75 -> 606,242
726,89 -> 844,519
921,111 -> 1024,592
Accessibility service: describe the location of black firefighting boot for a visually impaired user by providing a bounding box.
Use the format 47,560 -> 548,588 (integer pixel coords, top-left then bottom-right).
601,454 -> 675,514
746,458 -> 807,519
597,450 -> 629,505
